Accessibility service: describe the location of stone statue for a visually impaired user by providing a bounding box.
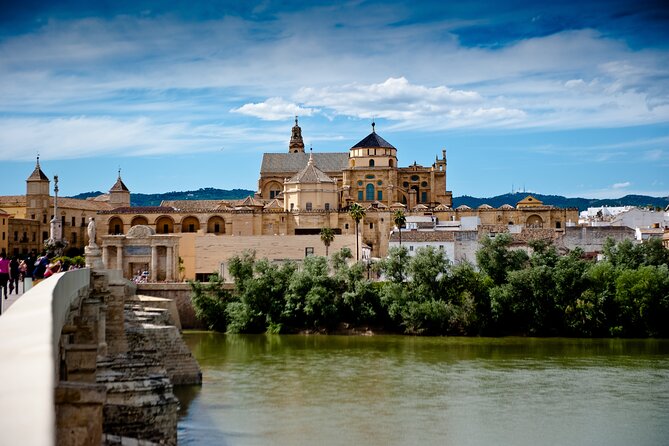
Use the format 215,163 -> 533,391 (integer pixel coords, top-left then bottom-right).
87,217 -> 97,247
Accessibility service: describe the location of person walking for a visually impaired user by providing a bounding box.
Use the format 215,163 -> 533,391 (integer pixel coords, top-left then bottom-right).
0,252 -> 10,300
9,256 -> 20,295
33,253 -> 49,284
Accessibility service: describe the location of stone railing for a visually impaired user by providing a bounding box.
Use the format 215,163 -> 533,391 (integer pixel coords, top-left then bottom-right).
0,268 -> 91,446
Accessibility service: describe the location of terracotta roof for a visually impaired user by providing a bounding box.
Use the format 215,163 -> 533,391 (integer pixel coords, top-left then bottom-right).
0,196 -> 27,207
285,155 -> 335,184
261,152 -> 348,174
390,230 -> 455,243
352,131 -> 395,149
240,196 -> 265,207
109,177 -> 129,192
160,200 -> 223,210
264,199 -> 284,210
27,162 -> 49,181
100,206 -> 176,214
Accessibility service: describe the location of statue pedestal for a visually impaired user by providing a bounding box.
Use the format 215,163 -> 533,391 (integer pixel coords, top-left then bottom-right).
85,245 -> 104,270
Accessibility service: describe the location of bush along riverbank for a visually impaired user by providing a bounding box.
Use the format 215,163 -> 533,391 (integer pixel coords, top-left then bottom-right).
189,236 -> 669,337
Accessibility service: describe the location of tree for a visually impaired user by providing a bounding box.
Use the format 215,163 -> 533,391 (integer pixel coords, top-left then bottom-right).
392,209 -> 406,246
320,227 -> 335,257
348,203 -> 366,261
476,233 -> 529,285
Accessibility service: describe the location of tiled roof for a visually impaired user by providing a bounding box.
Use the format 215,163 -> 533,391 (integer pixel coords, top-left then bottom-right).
352,132 -> 395,149
0,196 -> 27,207
109,177 -> 129,192
261,153 -> 348,174
27,163 -> 49,181
241,196 -> 265,207
100,206 -> 177,214
160,200 -> 223,210
286,155 -> 335,184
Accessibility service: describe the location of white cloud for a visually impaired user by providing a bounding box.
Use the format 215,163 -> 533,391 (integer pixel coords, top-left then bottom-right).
612,181 -> 631,189
231,97 -> 316,121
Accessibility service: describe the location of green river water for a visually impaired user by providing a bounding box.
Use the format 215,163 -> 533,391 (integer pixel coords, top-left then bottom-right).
175,333 -> 669,446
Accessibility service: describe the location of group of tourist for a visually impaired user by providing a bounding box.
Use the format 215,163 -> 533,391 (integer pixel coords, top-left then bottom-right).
0,251 -> 70,302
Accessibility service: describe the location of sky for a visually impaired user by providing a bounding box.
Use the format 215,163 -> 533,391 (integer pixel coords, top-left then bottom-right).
0,0 -> 668,199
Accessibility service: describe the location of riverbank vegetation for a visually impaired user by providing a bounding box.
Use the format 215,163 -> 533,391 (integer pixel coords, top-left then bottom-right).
189,236 -> 669,337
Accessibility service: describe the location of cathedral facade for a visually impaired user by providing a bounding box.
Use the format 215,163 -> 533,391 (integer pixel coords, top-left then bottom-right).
0,120 -> 578,281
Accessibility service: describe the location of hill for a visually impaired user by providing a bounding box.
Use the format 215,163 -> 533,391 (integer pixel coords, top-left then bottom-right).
453,193 -> 669,212
68,188 -> 256,207
68,189 -> 668,212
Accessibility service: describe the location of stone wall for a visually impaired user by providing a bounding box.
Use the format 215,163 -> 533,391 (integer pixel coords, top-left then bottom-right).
137,282 -> 216,330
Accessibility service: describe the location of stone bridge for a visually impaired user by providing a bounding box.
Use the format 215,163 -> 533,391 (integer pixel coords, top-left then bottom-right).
0,268 -> 202,445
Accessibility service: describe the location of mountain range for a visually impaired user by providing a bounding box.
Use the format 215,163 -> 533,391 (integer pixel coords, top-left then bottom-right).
69,188 -> 669,212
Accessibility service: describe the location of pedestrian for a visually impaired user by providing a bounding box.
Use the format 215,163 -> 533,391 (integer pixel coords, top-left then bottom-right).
9,256 -> 20,295
33,253 -> 49,284
0,252 -> 10,299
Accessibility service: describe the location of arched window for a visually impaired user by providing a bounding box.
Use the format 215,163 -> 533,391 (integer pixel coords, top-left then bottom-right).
369,159 -> 375,167
366,184 -> 375,201
389,159 -> 394,167
306,202 -> 312,211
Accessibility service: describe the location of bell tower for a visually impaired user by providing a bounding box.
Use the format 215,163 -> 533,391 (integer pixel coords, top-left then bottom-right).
289,116 -> 305,153
109,168 -> 131,208
26,155 -> 50,212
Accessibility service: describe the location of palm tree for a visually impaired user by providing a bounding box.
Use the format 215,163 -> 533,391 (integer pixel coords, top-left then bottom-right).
320,227 -> 335,257
348,203 -> 366,261
393,209 -> 406,247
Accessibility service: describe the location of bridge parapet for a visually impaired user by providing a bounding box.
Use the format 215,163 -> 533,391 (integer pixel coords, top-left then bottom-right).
0,268 -> 91,446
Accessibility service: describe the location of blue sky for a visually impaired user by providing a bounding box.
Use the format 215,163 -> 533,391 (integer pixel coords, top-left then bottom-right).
0,0 -> 668,198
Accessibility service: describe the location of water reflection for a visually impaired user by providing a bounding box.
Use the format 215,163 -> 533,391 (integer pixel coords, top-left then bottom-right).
178,334 -> 669,446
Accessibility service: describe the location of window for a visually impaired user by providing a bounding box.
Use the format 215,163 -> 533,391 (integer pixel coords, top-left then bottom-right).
43,215 -> 47,224
1,233 -> 4,241
358,191 -> 363,201
324,203 -> 330,211
305,247 -> 314,257
366,184 -> 374,201
32,232 -> 36,242
214,223 -> 220,233
72,232 -> 77,244
389,159 -> 394,167
270,190 -> 279,199
421,191 -> 427,203
114,224 -> 121,234
369,159 -> 375,167
365,174 -> 375,179
14,231 -> 18,241
345,223 -> 349,230
81,217 -> 86,227
377,180 -> 382,186
369,222 -> 374,229
31,214 -> 35,220
306,202 -> 312,211
377,190 -> 383,201
163,224 -> 169,233
411,175 -> 419,181
358,180 -> 363,186
439,245 -> 444,250
421,181 -> 428,187
188,224 -> 195,232
556,221 -> 562,229
290,203 -> 295,211
42,231 -> 48,242
410,245 -> 414,251
403,181 -> 409,188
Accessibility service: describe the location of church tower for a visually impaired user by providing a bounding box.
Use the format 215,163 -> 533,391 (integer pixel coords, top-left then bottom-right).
289,116 -> 305,153
109,169 -> 131,208
26,155 -> 50,212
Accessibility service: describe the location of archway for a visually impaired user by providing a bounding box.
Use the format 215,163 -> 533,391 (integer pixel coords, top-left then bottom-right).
131,216 -> 149,227
181,216 -> 200,233
108,217 -> 124,235
207,216 -> 226,234
526,214 -> 544,228
155,216 -> 175,234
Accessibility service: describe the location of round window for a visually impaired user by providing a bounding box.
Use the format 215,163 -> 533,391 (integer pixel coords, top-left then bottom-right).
421,181 -> 428,187
358,180 -> 363,186
402,181 -> 409,188
411,175 -> 420,181
377,180 -> 382,186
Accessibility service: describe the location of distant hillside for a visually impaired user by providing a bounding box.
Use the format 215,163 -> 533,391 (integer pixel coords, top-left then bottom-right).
68,187 -> 256,207
453,193 -> 669,212
67,189 -> 668,212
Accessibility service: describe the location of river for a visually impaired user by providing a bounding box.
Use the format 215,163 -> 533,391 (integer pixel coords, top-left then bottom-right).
175,333 -> 669,446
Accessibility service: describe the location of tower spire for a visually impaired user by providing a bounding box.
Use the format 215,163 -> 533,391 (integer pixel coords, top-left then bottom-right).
289,116 -> 305,153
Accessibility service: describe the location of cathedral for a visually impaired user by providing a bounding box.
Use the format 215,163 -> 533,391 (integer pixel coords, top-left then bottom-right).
0,120 -> 577,281
257,118 -> 452,210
